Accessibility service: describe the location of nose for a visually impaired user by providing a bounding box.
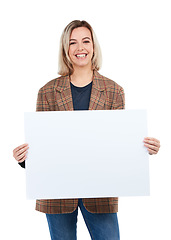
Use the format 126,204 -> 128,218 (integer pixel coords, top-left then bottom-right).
77,42 -> 84,51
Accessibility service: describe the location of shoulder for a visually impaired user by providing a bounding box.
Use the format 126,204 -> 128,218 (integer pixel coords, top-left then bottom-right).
95,71 -> 124,93
38,75 -> 68,93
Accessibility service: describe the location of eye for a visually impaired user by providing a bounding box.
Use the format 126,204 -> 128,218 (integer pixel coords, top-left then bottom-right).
83,40 -> 90,44
69,42 -> 76,45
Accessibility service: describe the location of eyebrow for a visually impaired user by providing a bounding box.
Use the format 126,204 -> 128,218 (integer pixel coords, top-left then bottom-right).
69,37 -> 91,41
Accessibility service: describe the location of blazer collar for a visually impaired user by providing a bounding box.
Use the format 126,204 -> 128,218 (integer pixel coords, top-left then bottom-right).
55,70 -> 106,92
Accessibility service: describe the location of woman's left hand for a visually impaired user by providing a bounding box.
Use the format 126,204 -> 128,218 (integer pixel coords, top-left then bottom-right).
144,137 -> 160,155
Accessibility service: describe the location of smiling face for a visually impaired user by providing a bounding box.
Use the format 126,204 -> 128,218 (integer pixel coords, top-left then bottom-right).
68,27 -> 94,70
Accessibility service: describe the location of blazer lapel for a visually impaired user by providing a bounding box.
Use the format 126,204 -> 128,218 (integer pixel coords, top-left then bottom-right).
55,75 -> 74,111
89,71 -> 106,110
54,71 -> 106,111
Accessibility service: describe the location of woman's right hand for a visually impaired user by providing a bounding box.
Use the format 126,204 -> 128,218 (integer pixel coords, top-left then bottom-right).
13,143 -> 29,163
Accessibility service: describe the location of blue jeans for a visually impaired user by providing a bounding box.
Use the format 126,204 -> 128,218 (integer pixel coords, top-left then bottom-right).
46,199 -> 120,240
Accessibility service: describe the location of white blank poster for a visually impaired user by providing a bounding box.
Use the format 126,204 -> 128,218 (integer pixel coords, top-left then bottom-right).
24,110 -> 149,199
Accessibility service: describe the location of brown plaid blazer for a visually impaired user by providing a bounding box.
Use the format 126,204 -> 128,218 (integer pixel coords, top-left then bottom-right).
35,70 -> 125,214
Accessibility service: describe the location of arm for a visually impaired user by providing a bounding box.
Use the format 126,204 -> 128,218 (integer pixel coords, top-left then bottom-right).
116,87 -> 125,110
36,87 -> 51,112
111,86 -> 125,110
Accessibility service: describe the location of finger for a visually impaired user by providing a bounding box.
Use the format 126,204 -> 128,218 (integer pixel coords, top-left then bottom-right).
144,140 -> 160,148
13,145 -> 29,158
14,145 -> 29,158
144,143 -> 159,153
144,142 -> 159,150
144,137 -> 160,144
13,143 -> 29,155
18,154 -> 27,163
15,151 -> 28,162
147,148 -> 158,155
144,137 -> 160,148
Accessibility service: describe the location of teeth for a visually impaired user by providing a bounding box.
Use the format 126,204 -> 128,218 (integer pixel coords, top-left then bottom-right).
76,54 -> 86,58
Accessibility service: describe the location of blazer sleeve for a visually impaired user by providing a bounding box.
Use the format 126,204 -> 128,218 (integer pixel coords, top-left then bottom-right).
36,87 -> 51,111
18,161 -> 25,168
111,86 -> 125,110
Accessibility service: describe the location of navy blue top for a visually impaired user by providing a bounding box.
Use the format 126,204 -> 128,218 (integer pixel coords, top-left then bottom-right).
70,81 -> 92,110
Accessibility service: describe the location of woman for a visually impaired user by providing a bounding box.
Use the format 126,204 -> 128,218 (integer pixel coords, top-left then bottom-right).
13,20 -> 160,240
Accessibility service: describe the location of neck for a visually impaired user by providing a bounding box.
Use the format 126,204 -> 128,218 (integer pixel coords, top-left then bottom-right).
70,67 -> 93,87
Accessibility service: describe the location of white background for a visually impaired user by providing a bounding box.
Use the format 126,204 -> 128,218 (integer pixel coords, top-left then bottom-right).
0,0 -> 170,239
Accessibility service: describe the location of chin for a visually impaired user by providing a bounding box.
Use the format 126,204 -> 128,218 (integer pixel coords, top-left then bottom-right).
74,60 -> 92,68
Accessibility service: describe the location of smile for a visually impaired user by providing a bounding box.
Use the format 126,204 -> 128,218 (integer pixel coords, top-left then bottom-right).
75,54 -> 87,58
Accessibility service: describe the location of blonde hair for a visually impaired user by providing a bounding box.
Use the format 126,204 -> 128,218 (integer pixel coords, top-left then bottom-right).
58,20 -> 102,76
